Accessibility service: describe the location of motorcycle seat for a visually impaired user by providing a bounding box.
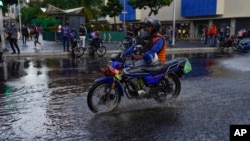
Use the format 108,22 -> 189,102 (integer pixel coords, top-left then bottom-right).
142,60 -> 179,75
124,59 -> 180,76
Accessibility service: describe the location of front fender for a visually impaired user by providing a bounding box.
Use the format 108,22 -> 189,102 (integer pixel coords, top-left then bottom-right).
94,77 -> 124,96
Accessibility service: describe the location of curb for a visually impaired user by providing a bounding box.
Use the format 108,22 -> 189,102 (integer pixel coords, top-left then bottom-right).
1,47 -> 219,57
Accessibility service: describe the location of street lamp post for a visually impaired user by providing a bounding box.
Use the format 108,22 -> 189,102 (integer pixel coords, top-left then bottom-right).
18,0 -> 22,33
122,0 -> 127,32
0,0 -> 6,52
172,0 -> 176,47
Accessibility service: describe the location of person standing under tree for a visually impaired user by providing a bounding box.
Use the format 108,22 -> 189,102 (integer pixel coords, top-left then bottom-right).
33,24 -> 41,49
8,21 -> 20,54
79,24 -> 87,48
62,21 -> 71,52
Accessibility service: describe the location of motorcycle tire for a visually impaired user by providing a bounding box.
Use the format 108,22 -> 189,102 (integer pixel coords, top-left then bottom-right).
154,73 -> 181,103
87,81 -> 121,113
167,73 -> 181,98
73,47 -> 85,57
96,46 -> 107,57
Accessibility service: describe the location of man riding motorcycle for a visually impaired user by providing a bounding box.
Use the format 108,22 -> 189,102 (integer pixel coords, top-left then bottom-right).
123,16 -> 167,66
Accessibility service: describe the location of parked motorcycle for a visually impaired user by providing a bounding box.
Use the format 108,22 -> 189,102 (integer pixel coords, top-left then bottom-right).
219,36 -> 238,51
119,36 -> 137,50
71,37 -> 107,57
233,37 -> 250,53
88,37 -> 107,56
71,38 -> 85,57
87,52 -> 192,113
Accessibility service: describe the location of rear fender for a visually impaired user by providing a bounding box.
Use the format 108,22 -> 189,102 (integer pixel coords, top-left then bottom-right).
94,77 -> 124,96
165,58 -> 191,77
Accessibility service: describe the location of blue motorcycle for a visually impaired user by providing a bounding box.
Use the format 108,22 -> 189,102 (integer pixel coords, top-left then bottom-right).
87,51 -> 192,113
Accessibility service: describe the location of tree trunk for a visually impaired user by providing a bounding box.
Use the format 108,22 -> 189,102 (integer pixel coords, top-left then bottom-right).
114,17 -> 117,31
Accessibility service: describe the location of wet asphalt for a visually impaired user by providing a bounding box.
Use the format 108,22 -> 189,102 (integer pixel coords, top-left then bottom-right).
1,38 -> 249,141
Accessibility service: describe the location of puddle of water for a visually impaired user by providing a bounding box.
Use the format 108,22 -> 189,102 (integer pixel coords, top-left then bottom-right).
1,52 -> 246,140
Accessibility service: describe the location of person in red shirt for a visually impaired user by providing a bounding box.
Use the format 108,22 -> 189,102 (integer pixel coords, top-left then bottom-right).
208,24 -> 217,47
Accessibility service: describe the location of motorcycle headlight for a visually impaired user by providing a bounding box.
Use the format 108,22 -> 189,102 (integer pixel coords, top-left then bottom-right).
241,41 -> 247,45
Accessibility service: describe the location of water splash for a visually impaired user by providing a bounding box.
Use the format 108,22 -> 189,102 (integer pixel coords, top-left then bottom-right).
220,54 -> 250,71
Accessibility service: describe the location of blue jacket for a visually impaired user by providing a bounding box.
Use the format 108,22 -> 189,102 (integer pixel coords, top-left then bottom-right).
123,37 -> 164,57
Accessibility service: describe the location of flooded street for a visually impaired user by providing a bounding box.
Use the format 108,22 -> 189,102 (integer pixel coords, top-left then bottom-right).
1,53 -> 250,141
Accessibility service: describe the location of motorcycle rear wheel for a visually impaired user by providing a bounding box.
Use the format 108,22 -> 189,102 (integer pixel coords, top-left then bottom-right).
154,73 -> 181,103
73,47 -> 85,57
87,81 -> 121,113
96,46 -> 107,57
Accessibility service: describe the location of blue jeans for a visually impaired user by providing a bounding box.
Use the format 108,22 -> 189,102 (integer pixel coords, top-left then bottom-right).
209,35 -> 216,47
62,36 -> 69,50
204,36 -> 208,45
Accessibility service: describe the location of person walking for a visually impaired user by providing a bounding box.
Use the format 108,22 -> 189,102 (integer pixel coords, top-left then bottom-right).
33,24 -> 42,49
166,26 -> 173,46
62,21 -> 71,52
79,24 -> 87,48
21,24 -> 29,46
8,21 -> 20,54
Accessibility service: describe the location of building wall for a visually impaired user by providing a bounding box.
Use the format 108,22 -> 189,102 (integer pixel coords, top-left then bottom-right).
112,0 -> 250,38
140,0 -> 250,21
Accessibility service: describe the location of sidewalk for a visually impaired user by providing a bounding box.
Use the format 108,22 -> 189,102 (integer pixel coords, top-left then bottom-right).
2,37 -> 219,57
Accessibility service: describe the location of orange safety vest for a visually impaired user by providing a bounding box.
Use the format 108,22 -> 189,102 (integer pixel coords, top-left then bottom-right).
151,33 -> 167,64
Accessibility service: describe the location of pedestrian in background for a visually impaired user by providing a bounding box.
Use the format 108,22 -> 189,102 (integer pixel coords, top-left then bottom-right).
62,21 -> 71,52
225,26 -> 230,38
88,24 -> 94,40
8,21 -> 20,54
21,24 -> 29,46
33,24 -> 42,49
27,25 -> 33,40
203,25 -> 209,46
166,26 -> 173,46
208,24 -> 217,47
56,23 -> 62,41
79,24 -> 87,48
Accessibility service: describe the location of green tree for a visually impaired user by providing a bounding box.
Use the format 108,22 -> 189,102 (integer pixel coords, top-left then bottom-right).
41,0 -> 103,23
21,5 -> 46,25
128,0 -> 172,16
101,0 -> 123,27
1,0 -> 18,15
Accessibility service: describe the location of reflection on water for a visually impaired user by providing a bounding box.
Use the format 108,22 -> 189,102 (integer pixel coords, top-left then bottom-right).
167,52 -> 216,77
0,52 -> 246,139
0,56 -> 109,140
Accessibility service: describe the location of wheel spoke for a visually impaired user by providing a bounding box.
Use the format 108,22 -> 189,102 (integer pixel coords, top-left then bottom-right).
88,82 -> 121,113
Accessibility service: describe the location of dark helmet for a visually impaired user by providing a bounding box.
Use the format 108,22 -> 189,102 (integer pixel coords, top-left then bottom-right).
144,16 -> 161,34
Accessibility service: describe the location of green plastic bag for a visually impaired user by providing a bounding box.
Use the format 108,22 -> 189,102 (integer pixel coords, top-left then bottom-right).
183,60 -> 192,74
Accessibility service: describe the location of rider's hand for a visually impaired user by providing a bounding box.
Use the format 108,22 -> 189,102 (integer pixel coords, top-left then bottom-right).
133,55 -> 143,60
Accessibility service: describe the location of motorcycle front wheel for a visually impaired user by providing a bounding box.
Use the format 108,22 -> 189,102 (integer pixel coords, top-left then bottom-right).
73,47 -> 85,57
96,46 -> 107,57
87,81 -> 121,113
